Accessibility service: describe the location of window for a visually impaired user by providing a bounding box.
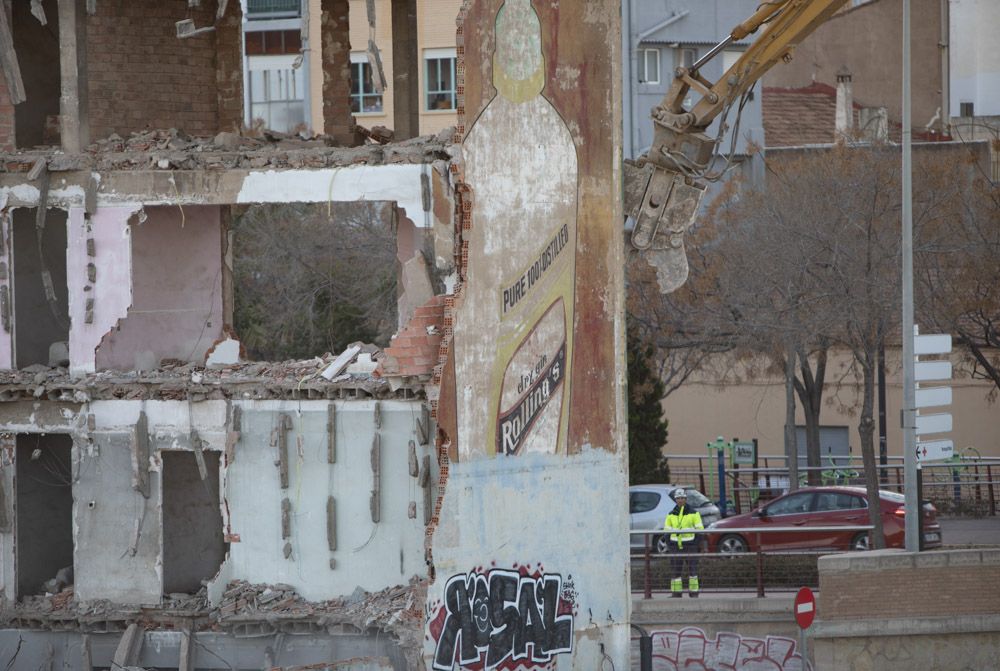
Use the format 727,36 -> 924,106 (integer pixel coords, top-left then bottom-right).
676,47 -> 697,70
247,0 -> 301,19
350,54 -> 383,114
247,55 -> 306,132
637,48 -> 660,84
959,101 -> 975,117
766,492 -> 814,516
814,492 -> 866,512
630,491 -> 661,514
425,49 -> 457,111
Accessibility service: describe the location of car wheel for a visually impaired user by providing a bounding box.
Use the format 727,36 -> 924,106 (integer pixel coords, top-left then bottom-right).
655,534 -> 672,554
850,532 -> 871,551
718,534 -> 747,554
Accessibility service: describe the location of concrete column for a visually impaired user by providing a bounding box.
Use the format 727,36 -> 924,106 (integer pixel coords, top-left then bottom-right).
57,0 -> 88,152
390,0 -> 418,139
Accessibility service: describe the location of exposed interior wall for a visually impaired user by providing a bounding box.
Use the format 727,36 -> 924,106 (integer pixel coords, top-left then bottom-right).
67,206 -> 137,375
214,400 -> 434,603
15,433 -> 74,599
96,205 -> 223,371
162,450 -> 225,594
12,208 -> 69,368
85,0 -> 222,138
74,428 -> 161,604
12,0 -> 60,148
0,63 -> 13,151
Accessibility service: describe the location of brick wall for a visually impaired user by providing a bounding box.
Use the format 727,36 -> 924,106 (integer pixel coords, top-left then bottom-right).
819,548 -> 1000,619
86,1 -> 225,139
215,1 -> 244,133
0,70 -> 13,151
320,0 -> 355,144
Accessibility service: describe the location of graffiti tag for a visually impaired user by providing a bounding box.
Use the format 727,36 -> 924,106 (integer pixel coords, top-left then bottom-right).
431,569 -> 574,670
649,627 -> 811,671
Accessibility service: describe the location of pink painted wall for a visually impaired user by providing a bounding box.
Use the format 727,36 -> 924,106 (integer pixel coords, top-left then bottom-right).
68,206 -> 137,375
96,206 -> 223,371
0,211 -> 12,369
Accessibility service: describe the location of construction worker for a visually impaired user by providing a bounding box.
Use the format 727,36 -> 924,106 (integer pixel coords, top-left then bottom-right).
664,489 -> 704,598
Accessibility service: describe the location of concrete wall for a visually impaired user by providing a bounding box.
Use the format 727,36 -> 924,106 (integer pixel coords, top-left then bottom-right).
95,205 -> 223,371
0,398 -> 434,608
813,549 -> 1000,670
215,400 -> 435,603
633,597 -> 810,671
763,0 -> 944,130
427,1 -> 630,669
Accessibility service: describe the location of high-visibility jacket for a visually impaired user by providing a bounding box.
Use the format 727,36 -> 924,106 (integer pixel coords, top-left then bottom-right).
664,505 -> 704,549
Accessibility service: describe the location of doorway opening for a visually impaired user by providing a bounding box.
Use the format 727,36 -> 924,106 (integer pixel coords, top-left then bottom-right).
12,0 -> 61,148
12,208 -> 70,368
15,433 -> 74,600
162,450 -> 226,594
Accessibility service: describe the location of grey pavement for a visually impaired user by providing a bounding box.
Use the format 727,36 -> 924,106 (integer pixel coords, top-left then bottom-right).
939,515 -> 1000,546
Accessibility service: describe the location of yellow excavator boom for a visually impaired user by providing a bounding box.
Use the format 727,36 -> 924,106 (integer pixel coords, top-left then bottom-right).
630,0 -> 850,293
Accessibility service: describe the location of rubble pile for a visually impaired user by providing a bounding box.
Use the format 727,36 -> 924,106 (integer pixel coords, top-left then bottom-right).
0,346 -> 421,403
0,126 -> 456,173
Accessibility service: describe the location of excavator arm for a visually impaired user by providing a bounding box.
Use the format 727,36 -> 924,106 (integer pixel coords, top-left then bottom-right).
629,0 -> 849,292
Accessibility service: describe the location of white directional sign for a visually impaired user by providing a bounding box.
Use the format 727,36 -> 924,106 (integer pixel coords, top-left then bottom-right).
915,412 -> 952,436
915,386 -> 952,409
916,439 -> 954,462
914,334 -> 952,356
915,360 -> 952,382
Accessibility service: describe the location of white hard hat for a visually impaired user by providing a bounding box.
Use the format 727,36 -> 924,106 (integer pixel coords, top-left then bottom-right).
673,489 -> 688,498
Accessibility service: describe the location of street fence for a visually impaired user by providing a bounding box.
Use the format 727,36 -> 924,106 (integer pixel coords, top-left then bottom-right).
663,454 -> 1000,517
630,526 -> 873,598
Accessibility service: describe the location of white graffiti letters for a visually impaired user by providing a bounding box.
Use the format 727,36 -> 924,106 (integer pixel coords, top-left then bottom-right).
650,627 -> 811,671
432,570 -> 573,670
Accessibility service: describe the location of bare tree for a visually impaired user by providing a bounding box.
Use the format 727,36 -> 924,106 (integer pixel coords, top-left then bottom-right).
232,201 -> 399,361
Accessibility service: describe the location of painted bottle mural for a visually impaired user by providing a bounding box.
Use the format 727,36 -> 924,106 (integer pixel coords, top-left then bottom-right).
458,0 -> 578,458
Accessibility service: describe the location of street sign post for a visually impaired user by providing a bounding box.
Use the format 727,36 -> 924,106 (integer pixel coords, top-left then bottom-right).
914,333 -> 952,356
915,412 -> 952,436
794,587 -> 816,667
915,386 -> 952,408
916,439 -> 954,463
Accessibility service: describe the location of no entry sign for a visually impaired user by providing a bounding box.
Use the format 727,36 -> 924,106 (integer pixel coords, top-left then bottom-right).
794,587 -> 816,629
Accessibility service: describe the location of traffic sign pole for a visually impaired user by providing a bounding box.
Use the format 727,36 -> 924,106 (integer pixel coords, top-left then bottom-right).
794,587 -> 816,668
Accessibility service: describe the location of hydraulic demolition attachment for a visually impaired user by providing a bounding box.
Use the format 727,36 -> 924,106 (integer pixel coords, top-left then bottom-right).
628,0 -> 849,292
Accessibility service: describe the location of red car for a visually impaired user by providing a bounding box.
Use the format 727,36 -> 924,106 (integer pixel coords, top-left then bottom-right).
706,486 -> 942,553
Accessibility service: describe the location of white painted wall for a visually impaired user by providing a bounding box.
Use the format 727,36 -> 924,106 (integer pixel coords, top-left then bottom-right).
950,0 -> 1000,115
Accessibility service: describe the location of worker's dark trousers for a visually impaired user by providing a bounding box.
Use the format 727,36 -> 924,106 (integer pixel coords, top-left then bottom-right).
669,544 -> 700,595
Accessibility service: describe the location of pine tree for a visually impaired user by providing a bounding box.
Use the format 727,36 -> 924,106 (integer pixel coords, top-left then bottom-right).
627,329 -> 670,485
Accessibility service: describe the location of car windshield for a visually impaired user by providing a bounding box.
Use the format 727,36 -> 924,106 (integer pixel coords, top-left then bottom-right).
682,489 -> 710,507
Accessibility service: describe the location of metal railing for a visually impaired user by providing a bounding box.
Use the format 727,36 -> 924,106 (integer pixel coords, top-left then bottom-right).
662,454 -> 999,517
246,0 -> 301,19
630,526 -> 873,599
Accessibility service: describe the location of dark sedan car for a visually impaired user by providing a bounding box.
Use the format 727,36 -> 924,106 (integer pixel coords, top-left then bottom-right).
706,486 -> 942,553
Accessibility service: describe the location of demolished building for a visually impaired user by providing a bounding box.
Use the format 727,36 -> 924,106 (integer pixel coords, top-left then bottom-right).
0,1 -> 628,669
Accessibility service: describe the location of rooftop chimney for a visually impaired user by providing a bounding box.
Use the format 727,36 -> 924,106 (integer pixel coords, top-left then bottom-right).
835,67 -> 853,140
